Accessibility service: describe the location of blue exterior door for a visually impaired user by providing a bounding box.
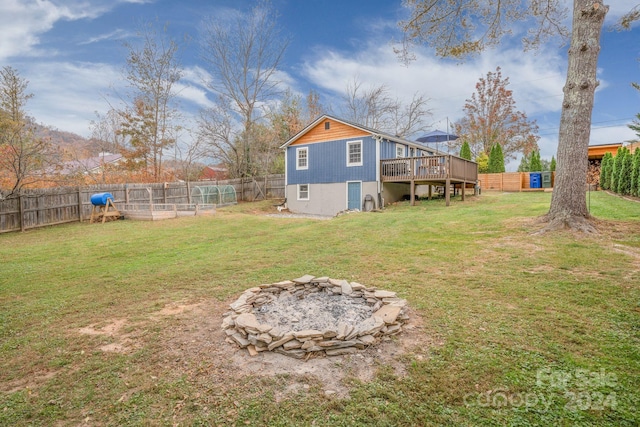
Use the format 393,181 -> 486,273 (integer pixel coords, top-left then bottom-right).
347,181 -> 362,210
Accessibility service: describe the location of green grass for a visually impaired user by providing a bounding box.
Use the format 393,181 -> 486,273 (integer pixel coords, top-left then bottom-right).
1,191 -> 639,426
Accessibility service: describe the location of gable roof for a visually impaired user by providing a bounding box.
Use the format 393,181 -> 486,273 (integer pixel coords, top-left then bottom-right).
280,114 -> 445,155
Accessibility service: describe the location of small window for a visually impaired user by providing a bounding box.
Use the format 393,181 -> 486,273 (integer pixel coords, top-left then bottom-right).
396,144 -> 406,158
347,140 -> 362,166
298,184 -> 309,200
325,121 -> 330,130
296,147 -> 308,170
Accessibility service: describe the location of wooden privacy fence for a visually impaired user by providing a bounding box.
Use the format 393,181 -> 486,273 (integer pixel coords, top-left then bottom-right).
478,172 -> 555,192
0,175 -> 284,233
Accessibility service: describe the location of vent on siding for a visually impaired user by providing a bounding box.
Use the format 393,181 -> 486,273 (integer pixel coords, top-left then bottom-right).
324,121 -> 330,130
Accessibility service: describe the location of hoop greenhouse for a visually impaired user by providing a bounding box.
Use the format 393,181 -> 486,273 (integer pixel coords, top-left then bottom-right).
190,185 -> 237,206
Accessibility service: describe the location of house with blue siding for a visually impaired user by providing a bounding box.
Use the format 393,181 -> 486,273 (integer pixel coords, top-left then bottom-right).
280,114 -> 446,216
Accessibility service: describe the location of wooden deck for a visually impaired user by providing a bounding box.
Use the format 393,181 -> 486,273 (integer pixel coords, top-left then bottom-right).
380,155 -> 478,206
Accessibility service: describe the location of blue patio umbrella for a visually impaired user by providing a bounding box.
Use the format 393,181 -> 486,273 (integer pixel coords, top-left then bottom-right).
416,129 -> 459,143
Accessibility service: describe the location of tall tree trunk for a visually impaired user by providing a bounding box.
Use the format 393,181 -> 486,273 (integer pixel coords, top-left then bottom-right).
545,0 -> 608,232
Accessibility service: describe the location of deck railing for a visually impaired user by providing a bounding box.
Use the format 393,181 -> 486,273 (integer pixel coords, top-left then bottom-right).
380,155 -> 477,183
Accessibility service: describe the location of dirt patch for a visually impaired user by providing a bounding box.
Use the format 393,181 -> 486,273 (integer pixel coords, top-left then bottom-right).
152,302 -> 203,318
156,298 -> 432,398
78,319 -> 126,336
2,370 -> 58,394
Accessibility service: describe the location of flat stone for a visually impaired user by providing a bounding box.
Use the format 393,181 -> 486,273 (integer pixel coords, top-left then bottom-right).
274,348 -> 306,359
259,287 -> 281,293
247,345 -> 258,356
386,324 -> 402,334
374,290 -> 397,299
292,275 -> 315,284
257,324 -> 273,334
258,333 -> 273,344
350,282 -> 365,290
283,339 -> 303,350
373,305 -> 402,324
357,335 -> 376,345
235,313 -> 261,331
268,326 -> 284,339
345,327 -> 360,341
318,340 -> 358,349
335,323 -> 352,340
230,333 -> 250,348
340,281 -> 353,295
358,316 -> 385,336
293,329 -> 323,339
323,329 -> 338,338
388,299 -> 408,307
267,334 -> 295,351
312,276 -> 329,283
221,316 -> 235,330
326,347 -> 357,356
329,278 -> 343,286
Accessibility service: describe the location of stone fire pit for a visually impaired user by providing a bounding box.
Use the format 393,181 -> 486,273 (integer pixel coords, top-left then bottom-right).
222,275 -> 410,359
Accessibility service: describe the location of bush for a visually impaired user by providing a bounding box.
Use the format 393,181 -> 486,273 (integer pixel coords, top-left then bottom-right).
600,152 -> 612,190
617,148 -> 632,195
459,141 -> 472,160
631,148 -> 640,197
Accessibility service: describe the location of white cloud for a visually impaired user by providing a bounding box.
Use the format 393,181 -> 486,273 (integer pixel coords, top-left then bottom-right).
0,0 -> 147,61
590,124 -> 637,145
300,42 -> 566,126
79,29 -> 132,45
24,61 -> 123,136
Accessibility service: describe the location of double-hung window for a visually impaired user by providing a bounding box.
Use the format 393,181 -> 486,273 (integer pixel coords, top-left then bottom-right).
396,144 -> 406,158
296,147 -> 308,170
297,184 -> 309,200
347,140 -> 362,166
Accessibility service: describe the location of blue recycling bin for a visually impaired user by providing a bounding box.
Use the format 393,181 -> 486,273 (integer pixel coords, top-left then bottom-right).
530,173 -> 541,189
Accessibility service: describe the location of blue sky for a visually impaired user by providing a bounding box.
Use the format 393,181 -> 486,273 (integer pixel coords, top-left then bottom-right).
1,0 -> 639,170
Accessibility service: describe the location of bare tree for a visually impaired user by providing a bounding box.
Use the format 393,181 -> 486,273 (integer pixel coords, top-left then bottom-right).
0,66 -> 55,196
199,1 -> 289,178
172,130 -> 209,182
89,108 -> 127,155
341,76 -> 432,138
398,0 -> 635,232
119,21 -> 183,180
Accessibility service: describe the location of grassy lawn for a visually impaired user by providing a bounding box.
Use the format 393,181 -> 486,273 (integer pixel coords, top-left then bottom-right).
1,191 -> 639,426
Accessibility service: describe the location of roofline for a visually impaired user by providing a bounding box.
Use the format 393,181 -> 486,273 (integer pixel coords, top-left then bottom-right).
587,142 -> 624,148
279,113 -> 448,156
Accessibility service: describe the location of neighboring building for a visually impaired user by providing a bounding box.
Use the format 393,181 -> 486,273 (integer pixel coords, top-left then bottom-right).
59,153 -> 123,176
200,164 -> 228,181
281,114 -> 477,216
587,143 -> 623,161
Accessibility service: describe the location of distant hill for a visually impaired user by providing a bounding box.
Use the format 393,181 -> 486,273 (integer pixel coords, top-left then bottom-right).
33,123 -> 107,158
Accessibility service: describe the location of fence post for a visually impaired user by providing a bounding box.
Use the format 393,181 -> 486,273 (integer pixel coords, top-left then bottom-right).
19,194 -> 25,232
186,181 -> 191,204
163,182 -> 168,204
77,187 -> 84,222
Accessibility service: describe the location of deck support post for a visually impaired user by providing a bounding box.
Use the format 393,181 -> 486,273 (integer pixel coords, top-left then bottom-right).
428,185 -> 432,200
461,181 -> 466,201
410,180 -> 415,206
445,178 -> 451,206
